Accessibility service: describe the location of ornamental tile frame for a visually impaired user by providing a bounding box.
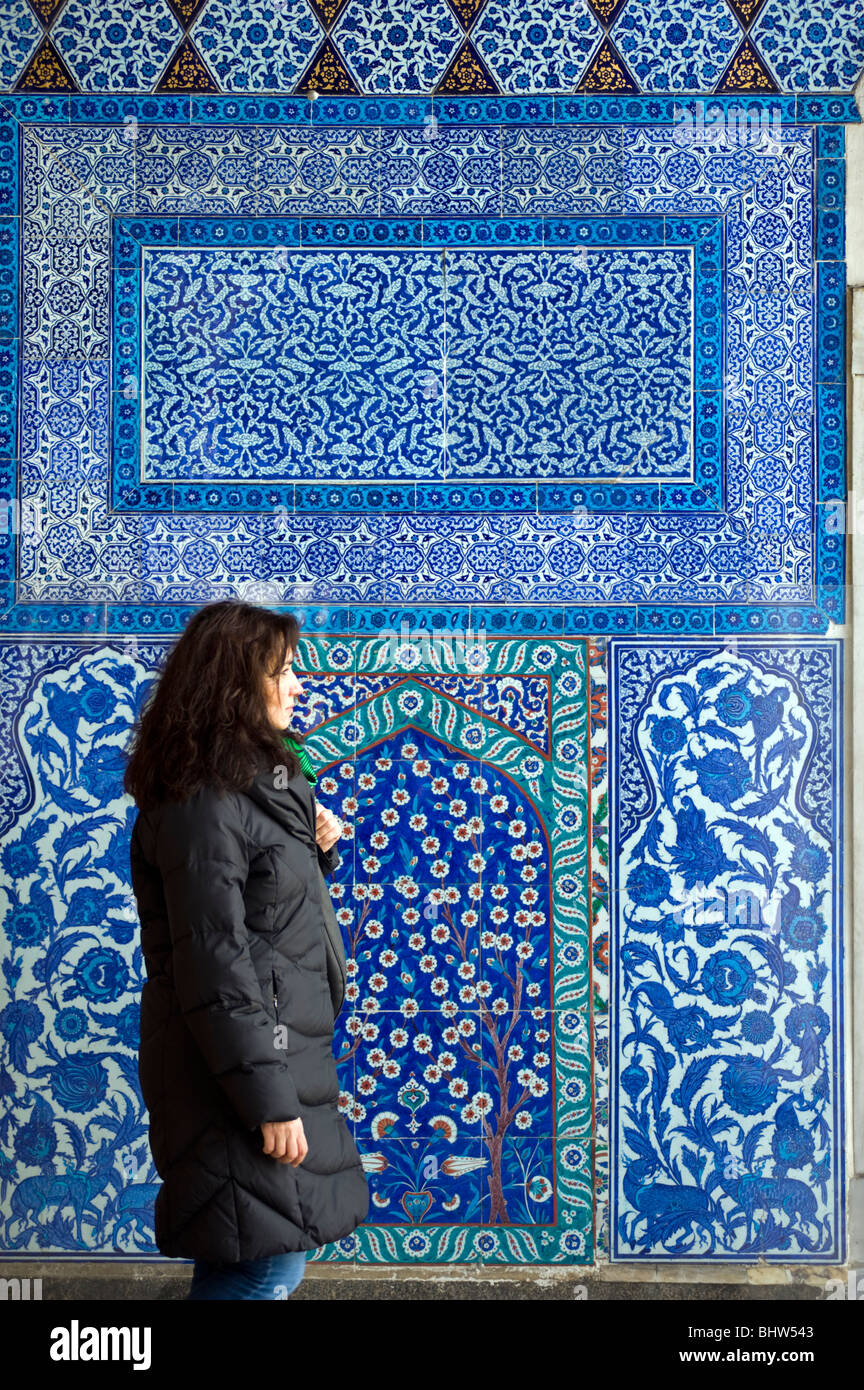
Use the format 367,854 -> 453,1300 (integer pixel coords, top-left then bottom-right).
0,92 -> 857,638
111,214 -> 722,513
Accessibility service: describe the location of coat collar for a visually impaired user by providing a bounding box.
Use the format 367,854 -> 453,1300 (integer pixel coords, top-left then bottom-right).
242,762 -> 316,845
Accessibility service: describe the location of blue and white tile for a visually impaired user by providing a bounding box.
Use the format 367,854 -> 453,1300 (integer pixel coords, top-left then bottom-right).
330,0 -> 463,96
23,126 -> 141,361
140,243 -> 449,485
377,125 -> 501,217
268,125 -> 379,215
617,122 -> 767,213
751,0 -> 864,94
443,242 -> 694,482
609,639 -> 843,1260
0,0 -> 41,91
11,116 -> 822,615
18,492 -> 145,603
611,0 -> 742,94
501,124 -> 623,215
53,0 -> 184,92
190,0 -> 322,93
472,0 -> 603,94
0,641 -> 162,1253
20,359 -> 109,469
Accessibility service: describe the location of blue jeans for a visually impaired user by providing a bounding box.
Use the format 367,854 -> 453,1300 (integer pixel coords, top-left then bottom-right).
186,1251 -> 308,1301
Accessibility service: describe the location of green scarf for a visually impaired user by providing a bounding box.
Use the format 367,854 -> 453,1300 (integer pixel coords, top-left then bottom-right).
283,733 -> 318,787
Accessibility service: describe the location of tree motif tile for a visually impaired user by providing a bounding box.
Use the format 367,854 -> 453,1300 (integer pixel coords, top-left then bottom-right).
750,0 -> 864,93
611,0 -> 742,93
53,0 -> 184,91
0,634 -> 591,1261
357,1135 -> 490,1235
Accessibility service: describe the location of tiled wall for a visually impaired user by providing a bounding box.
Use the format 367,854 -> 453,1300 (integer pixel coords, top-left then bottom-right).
0,0 -> 861,1266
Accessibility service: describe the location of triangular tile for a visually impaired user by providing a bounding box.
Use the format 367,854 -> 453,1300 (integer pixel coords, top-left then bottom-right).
724,0 -> 768,29
165,0 -> 209,28
307,0 -> 352,30
715,35 -> 778,92
14,35 -> 77,91
584,0 -> 629,26
25,0 -> 67,27
576,35 -> 638,93
156,34 -> 218,92
295,36 -> 360,94
436,37 -> 499,93
445,0 -> 489,30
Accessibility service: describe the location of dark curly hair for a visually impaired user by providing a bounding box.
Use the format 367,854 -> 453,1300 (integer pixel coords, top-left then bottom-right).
122,600 -> 305,811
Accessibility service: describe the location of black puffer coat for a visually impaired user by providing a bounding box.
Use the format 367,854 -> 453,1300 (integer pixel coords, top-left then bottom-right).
129,760 -> 369,1262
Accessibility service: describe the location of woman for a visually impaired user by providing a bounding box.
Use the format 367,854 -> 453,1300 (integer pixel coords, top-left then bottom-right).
124,599 -> 369,1300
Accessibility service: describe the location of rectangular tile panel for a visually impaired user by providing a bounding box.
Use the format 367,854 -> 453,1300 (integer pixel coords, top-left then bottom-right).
609,638 -> 843,1261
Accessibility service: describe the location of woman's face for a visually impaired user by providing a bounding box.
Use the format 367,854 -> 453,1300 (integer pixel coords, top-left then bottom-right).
264,644 -> 304,729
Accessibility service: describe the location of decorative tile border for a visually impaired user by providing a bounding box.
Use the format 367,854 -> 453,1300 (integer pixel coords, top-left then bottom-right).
2,1 -> 863,99
0,106 -> 849,629
1,92 -> 862,127
110,213 -> 722,513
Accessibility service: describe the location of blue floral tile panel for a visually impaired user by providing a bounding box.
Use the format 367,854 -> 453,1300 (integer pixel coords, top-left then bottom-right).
609,638 -> 843,1260
8,112 -> 840,628
135,239 -> 700,486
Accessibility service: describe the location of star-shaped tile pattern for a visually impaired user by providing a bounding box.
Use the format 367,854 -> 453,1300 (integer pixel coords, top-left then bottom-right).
53,0 -> 183,90
190,0 -> 323,91
472,0 -> 604,93
750,0 -> 864,92
2,0 -> 864,94
612,0 -> 742,93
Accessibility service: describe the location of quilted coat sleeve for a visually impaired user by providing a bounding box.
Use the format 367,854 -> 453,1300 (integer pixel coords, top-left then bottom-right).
317,842 -> 341,877
155,790 -> 302,1129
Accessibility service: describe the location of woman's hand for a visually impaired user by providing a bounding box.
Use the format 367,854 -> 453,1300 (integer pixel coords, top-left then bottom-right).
315,802 -> 343,854
260,1118 -> 307,1166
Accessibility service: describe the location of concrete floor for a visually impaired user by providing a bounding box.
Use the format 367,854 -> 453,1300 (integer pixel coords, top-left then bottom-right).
0,1260 -> 849,1300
